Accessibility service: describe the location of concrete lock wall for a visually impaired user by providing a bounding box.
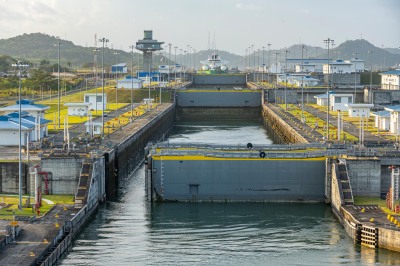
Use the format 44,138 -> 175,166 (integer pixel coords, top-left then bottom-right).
151,158 -> 326,202
379,227 -> 400,252
176,91 -> 261,107
176,107 -> 261,120
193,74 -> 246,85
346,158 -> 381,197
0,162 -> 28,194
40,157 -> 82,194
105,105 -> 175,200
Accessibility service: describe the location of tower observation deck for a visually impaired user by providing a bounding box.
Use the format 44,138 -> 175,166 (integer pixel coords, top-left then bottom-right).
136,30 -> 164,74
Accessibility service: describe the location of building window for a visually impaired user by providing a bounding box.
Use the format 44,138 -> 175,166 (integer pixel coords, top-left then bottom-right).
97,96 -> 102,102
85,96 -> 89,103
335,97 -> 341,103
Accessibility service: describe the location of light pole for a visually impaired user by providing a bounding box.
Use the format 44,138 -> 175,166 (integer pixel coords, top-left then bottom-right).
113,51 -> 120,106
12,61 -> 29,211
93,47 -> 100,113
129,45 -> 135,117
323,38 -> 334,141
300,45 -> 305,122
179,49 -> 183,81
168,43 -> 172,86
147,48 -> 152,110
251,44 -> 255,81
245,49 -> 248,71
353,52 -> 359,102
257,48 -> 260,82
283,49 -> 290,110
54,40 -> 63,129
262,46 -> 265,83
273,52 -> 279,87
99,37 -> 109,138
174,46 -> 178,82
368,50 -> 375,104
267,43 -> 271,84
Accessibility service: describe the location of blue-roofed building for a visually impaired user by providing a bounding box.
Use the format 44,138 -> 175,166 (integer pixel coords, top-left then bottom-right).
384,105 -> 400,134
116,77 -> 143,89
371,110 -> 390,131
0,112 -> 51,146
314,93 -> 328,106
111,63 -> 128,74
0,99 -> 50,118
380,69 -> 400,90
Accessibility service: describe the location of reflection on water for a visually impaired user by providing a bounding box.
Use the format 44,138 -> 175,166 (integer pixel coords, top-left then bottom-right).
60,120 -> 400,265
168,120 -> 273,145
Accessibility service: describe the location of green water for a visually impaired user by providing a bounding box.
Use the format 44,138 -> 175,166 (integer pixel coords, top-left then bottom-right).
60,120 -> 400,265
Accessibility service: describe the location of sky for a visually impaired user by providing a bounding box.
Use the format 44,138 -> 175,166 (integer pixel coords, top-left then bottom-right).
0,0 -> 399,55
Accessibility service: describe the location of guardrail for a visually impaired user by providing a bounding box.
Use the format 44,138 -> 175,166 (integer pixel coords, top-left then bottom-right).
147,141 -> 382,159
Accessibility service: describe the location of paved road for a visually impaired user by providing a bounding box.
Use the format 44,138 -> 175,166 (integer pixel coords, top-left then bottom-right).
303,105 -> 387,144
0,204 -> 79,266
268,104 -> 324,143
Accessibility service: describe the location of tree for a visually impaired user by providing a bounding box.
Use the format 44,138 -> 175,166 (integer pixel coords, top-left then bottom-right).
26,68 -> 57,91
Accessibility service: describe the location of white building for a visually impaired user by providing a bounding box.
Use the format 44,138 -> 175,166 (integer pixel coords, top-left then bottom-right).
117,77 -> 143,89
64,103 -> 91,116
323,60 -> 352,74
84,93 -> 107,111
346,103 -> 374,118
295,61 -> 318,73
0,99 -> 49,118
294,76 -> 320,87
84,121 -> 102,136
371,110 -> 390,131
330,93 -> 353,111
380,69 -> 400,90
349,58 -> 365,73
0,112 -> 51,145
314,93 -> 328,106
111,63 -> 128,74
384,106 -> 400,134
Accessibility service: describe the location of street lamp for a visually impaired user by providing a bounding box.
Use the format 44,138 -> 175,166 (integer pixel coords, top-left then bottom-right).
262,46 -> 265,83
168,43 -> 172,86
147,48 -> 152,110
323,38 -> 334,141
251,44 -> 255,81
174,46 -> 178,82
12,61 -> 29,211
129,45 -> 135,117
283,49 -> 290,110
99,37 -> 109,138
93,47 -> 101,113
368,50 -> 375,104
257,48 -> 260,82
273,52 -> 279,87
353,52 -> 359,102
300,45 -> 305,122
113,51 -> 120,106
54,40 -> 63,129
267,43 -> 271,84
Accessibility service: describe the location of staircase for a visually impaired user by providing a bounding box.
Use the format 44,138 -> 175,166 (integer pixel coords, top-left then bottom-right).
74,159 -> 93,207
337,163 -> 354,206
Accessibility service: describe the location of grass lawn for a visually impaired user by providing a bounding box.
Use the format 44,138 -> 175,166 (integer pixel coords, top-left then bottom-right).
353,196 -> 386,207
0,194 -> 74,220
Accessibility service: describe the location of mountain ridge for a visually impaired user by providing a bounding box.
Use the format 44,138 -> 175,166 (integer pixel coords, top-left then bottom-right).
0,33 -> 399,70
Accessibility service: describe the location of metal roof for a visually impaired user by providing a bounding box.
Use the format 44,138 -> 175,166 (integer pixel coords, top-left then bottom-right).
0,99 -> 49,111
384,105 -> 400,112
371,110 -> 390,117
380,70 -> 400,76
0,120 -> 31,130
314,93 -> 328,99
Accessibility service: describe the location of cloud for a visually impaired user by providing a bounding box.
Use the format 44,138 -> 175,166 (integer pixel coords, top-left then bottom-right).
235,2 -> 258,10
